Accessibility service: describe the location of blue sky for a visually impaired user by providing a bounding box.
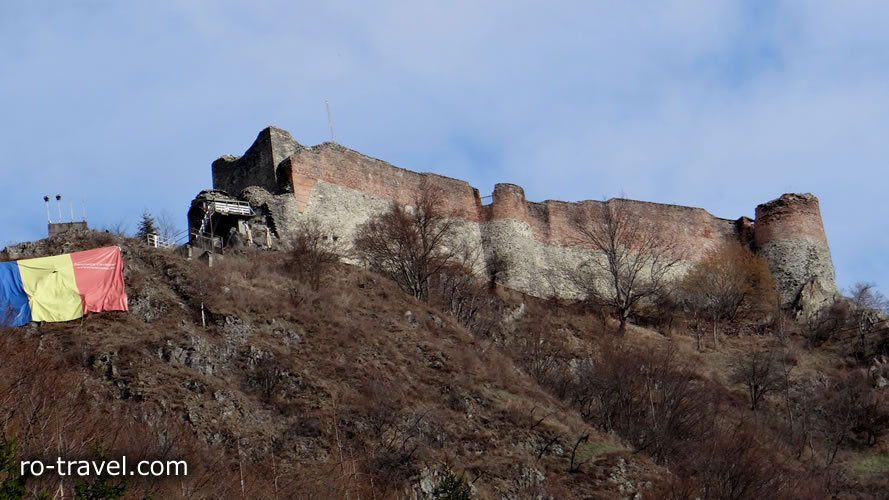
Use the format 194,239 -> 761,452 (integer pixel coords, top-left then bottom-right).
1,1 -> 887,293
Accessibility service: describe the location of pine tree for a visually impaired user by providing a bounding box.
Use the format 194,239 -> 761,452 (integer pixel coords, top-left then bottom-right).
137,210 -> 159,240
432,465 -> 472,500
0,436 -> 28,499
73,444 -> 128,500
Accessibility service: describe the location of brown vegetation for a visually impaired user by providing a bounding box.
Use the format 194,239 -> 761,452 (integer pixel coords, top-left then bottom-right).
680,242 -> 777,349
285,217 -> 344,290
730,348 -> 784,410
2,223 -> 889,498
353,185 -> 464,301
0,231 -> 624,497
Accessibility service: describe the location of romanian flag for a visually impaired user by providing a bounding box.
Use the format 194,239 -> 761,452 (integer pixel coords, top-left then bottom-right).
0,247 -> 128,326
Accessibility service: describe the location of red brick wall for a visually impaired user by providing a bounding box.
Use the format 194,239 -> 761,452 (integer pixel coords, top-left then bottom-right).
754,193 -> 828,246
484,183 -> 740,261
281,144 -> 484,219
280,143 -> 757,262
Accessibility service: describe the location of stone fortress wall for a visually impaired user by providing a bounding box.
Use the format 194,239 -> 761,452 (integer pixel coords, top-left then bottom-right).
200,126 -> 838,309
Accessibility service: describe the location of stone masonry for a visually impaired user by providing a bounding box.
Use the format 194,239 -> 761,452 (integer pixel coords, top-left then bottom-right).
754,193 -> 838,309
194,126 -> 838,309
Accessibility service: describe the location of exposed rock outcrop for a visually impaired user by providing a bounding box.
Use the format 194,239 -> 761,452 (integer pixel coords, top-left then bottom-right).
795,277 -> 839,318
754,193 -> 837,310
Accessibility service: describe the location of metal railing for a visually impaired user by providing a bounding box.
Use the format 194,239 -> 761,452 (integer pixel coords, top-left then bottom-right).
172,229 -> 190,245
197,200 -> 255,235
190,231 -> 224,253
206,200 -> 254,216
146,233 -> 175,248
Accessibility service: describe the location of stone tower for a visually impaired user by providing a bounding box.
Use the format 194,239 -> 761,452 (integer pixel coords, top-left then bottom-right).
754,193 -> 838,309
212,126 -> 302,196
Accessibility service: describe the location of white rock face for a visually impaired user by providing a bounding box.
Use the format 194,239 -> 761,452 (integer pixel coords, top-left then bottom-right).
757,239 -> 838,309
282,180 -> 693,299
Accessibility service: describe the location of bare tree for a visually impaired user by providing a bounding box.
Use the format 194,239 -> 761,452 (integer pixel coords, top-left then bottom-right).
659,422 -> 794,500
680,242 -> 776,348
683,291 -> 707,352
353,186 -> 462,301
512,328 -> 564,386
802,300 -> 850,348
847,282 -> 889,360
156,209 -> 182,242
813,373 -> 862,466
570,197 -> 681,334
571,341 -> 713,464
849,282 -> 889,314
431,260 -> 503,337
286,218 -> 344,290
101,219 -> 130,237
793,369 -> 889,459
730,348 -> 784,411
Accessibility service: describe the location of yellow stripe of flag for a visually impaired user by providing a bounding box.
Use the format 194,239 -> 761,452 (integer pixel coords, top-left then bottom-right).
17,254 -> 84,322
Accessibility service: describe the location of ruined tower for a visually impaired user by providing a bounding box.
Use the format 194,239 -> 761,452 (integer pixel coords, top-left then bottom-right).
754,193 -> 838,309
212,126 -> 302,196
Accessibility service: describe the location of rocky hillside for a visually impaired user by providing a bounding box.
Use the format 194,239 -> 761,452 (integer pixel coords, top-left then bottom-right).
0,232 -> 662,498
1,230 -> 887,499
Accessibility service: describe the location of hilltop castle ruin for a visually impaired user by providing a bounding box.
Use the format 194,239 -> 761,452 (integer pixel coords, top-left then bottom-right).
189,126 -> 838,311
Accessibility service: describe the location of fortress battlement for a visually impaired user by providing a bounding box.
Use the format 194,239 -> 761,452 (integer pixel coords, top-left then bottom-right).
194,126 -> 837,310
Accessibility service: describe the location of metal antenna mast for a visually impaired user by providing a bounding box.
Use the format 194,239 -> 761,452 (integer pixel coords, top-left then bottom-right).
44,196 -> 51,223
56,195 -> 62,223
325,100 -> 335,142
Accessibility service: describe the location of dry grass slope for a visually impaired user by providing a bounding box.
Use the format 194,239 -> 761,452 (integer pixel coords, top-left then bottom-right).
0,231 -> 651,498
2,229 -> 888,499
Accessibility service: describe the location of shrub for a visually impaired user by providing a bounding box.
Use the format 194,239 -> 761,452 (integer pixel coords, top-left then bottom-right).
430,261 -> 503,337
847,282 -> 889,361
511,328 -> 565,387
286,218 -> 343,290
680,242 -> 777,347
659,422 -> 796,499
802,300 -> 850,348
570,341 -> 715,463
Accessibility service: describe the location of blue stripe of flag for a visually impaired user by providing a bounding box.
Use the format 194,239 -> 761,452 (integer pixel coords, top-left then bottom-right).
0,261 -> 32,327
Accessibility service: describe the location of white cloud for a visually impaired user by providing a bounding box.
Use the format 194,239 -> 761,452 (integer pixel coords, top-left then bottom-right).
0,1 -> 886,290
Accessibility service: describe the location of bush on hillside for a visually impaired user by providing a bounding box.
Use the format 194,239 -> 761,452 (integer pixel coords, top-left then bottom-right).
680,242 -> 777,349
285,217 -> 344,290
353,185 -> 463,301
